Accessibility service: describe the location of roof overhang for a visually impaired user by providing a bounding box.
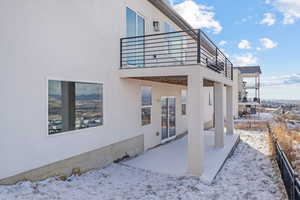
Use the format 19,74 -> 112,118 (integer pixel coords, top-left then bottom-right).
147,0 -> 194,32
234,66 -> 262,75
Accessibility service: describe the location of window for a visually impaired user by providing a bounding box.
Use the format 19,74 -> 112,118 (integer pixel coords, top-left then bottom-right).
165,23 -> 175,54
181,90 -> 187,115
126,8 -> 145,67
141,86 -> 152,126
165,23 -> 184,62
48,80 -> 103,135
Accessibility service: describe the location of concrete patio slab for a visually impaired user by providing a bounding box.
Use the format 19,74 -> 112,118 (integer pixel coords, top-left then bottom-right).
124,131 -> 240,185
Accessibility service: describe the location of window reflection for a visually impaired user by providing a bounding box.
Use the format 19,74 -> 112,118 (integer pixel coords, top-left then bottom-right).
141,86 -> 152,126
48,80 -> 103,135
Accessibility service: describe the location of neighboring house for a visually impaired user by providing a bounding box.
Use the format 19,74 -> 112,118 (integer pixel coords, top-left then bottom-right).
0,0 -> 236,184
235,66 -> 262,116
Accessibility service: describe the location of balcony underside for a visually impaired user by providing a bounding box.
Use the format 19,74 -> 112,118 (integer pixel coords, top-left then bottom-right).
119,65 -> 233,87
132,76 -> 216,87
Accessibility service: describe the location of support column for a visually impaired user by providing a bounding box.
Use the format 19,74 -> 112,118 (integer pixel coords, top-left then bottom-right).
214,82 -> 224,148
226,86 -> 234,135
187,74 -> 204,176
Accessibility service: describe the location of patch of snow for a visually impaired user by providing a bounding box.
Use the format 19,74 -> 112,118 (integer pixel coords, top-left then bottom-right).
235,113 -> 274,123
0,133 -> 285,200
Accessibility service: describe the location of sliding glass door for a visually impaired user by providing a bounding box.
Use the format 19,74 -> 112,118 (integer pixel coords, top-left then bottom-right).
161,97 -> 176,143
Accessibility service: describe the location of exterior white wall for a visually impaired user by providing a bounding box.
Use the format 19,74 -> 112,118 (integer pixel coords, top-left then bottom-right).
204,87 -> 214,124
0,0 -> 217,180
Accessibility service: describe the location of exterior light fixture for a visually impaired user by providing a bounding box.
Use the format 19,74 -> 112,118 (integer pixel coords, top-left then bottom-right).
153,21 -> 160,32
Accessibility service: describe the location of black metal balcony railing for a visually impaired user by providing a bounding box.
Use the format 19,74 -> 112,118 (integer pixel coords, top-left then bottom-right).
120,29 -> 233,81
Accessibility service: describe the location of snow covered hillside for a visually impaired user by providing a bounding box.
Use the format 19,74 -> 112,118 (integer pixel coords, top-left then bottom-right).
0,132 -> 286,200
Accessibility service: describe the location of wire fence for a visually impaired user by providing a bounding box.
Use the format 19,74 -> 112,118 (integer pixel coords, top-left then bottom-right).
271,135 -> 300,200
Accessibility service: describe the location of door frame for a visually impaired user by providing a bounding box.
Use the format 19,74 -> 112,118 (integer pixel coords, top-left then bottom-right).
161,96 -> 176,144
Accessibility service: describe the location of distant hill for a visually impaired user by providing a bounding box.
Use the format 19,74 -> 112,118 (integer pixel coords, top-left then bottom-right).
263,99 -> 300,105
49,94 -> 102,101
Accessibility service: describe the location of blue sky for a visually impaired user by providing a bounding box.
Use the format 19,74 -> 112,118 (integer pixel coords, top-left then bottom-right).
168,0 -> 300,100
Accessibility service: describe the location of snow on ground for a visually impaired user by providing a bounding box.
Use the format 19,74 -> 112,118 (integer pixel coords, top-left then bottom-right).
0,132 -> 286,200
235,112 -> 274,124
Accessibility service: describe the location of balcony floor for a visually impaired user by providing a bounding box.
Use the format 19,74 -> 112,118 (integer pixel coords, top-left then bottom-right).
123,131 -> 240,185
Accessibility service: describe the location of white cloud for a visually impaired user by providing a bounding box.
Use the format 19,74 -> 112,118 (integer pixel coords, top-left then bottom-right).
259,38 -> 278,49
265,0 -> 271,4
218,40 -> 227,46
238,40 -> 251,49
219,48 -> 230,58
173,0 -> 222,34
267,0 -> 300,24
260,13 -> 276,26
262,74 -> 300,86
232,53 -> 257,66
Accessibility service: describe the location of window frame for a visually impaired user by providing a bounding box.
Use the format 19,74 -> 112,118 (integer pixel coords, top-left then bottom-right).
181,89 -> 187,116
141,86 -> 152,126
47,78 -> 104,137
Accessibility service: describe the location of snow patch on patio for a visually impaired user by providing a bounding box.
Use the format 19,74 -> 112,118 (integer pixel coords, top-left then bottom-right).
0,133 -> 286,200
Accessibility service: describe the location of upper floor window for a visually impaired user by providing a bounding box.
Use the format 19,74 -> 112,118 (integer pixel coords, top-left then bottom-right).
48,80 -> 103,135
164,23 -> 184,62
141,86 -> 152,126
126,8 -> 145,67
181,89 -> 187,115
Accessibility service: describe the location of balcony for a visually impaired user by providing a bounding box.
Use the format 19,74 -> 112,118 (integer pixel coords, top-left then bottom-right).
120,29 -> 233,81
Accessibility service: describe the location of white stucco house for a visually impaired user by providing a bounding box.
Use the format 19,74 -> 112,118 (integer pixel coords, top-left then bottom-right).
0,0 -> 239,184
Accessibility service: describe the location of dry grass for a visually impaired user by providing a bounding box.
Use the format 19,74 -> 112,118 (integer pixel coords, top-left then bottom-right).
235,121 -> 268,131
269,119 -> 300,174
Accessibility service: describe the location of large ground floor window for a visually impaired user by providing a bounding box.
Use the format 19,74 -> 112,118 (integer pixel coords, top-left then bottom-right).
48,80 -> 103,135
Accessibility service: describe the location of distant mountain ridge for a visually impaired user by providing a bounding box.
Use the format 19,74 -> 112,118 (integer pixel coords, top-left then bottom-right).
49,94 -> 102,101
263,99 -> 300,105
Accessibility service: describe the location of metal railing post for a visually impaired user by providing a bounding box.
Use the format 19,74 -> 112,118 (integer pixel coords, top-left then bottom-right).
225,59 -> 228,77
120,38 -> 123,68
231,63 -> 233,81
197,29 -> 201,64
215,48 -> 218,66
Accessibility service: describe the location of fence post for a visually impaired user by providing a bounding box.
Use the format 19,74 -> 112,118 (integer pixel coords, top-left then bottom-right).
197,29 -> 201,64
294,173 -> 298,200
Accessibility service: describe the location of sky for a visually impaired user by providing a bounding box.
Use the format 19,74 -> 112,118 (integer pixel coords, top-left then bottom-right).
167,0 -> 300,100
